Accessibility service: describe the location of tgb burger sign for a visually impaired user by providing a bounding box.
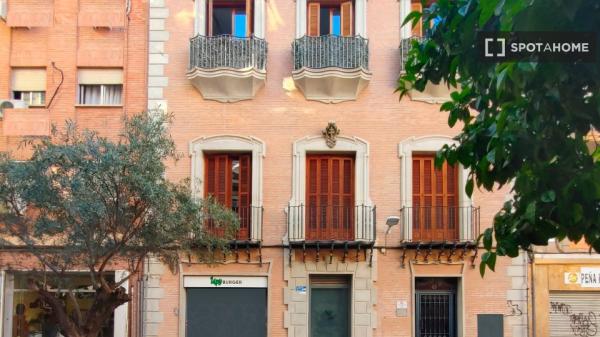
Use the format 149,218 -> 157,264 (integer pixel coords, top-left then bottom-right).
565,268 -> 600,288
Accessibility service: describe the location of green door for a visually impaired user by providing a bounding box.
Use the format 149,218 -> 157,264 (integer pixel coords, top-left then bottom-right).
310,276 -> 350,337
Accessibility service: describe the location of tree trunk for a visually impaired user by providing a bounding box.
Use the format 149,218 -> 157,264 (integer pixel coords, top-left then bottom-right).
35,286 -> 130,337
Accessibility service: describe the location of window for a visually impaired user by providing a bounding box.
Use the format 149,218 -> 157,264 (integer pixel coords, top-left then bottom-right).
205,153 -> 252,239
12,91 -> 45,106
3,272 -> 121,337
415,278 -> 457,337
305,154 -> 354,240
310,276 -> 350,337
77,69 -> 123,106
307,1 -> 352,36
208,0 -> 252,37
11,68 -> 46,107
412,154 -> 459,241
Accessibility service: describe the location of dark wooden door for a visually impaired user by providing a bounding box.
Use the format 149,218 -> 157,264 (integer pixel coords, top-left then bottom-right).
306,154 -> 354,240
205,153 -> 252,240
412,154 -> 459,241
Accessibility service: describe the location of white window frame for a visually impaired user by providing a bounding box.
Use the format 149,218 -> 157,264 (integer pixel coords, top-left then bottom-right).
289,135 -> 372,241
399,0 -> 414,40
295,0 -> 368,38
194,0 -> 266,38
398,135 -> 473,241
1,270 -> 128,337
78,84 -> 123,106
189,135 -> 266,241
11,91 -> 46,107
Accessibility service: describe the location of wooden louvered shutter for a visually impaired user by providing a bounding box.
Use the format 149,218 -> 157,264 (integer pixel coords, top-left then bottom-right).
246,0 -> 253,36
410,2 -> 423,37
307,3 -> 320,36
412,154 -> 459,241
205,154 -> 229,205
340,1 -> 353,36
237,154 -> 252,239
306,155 -> 354,240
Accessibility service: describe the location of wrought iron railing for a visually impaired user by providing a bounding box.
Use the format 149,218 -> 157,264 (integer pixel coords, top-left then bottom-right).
399,36 -> 423,73
292,35 -> 369,71
189,35 -> 267,71
400,206 -> 480,242
288,204 -> 376,242
205,205 -> 263,241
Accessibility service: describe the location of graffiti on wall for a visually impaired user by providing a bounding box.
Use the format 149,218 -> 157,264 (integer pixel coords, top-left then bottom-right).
550,301 -> 598,337
506,300 -> 523,317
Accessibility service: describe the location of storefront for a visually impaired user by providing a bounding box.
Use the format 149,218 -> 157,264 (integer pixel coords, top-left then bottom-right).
533,255 -> 600,337
182,276 -> 267,337
0,271 -> 128,337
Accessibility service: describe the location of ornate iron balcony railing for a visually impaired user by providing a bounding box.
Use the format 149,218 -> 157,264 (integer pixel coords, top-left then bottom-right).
292,35 -> 369,71
400,205 -> 480,242
288,204 -> 376,242
399,36 -> 423,73
189,35 -> 267,71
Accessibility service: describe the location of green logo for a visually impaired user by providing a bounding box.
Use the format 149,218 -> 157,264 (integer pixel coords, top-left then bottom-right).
210,276 -> 223,286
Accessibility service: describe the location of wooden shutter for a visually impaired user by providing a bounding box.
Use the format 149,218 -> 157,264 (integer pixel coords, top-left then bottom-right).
340,1 -> 353,36
238,154 -> 252,239
246,0 -> 253,36
306,155 -> 354,240
307,3 -> 320,36
412,154 -> 458,241
205,154 -> 229,205
410,2 -> 423,37
205,153 -> 253,240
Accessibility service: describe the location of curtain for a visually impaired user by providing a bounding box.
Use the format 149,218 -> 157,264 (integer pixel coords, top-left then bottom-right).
79,85 -> 102,105
78,85 -> 122,105
104,85 -> 122,105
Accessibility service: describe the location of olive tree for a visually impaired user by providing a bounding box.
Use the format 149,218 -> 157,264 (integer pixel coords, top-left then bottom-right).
0,113 -> 238,337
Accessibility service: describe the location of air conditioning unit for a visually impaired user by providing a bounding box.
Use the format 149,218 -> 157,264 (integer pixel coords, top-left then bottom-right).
0,99 -> 28,118
0,0 -> 7,21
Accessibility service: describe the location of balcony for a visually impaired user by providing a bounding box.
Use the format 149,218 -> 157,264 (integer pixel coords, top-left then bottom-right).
205,205 -> 263,243
292,35 -> 372,103
187,35 -> 267,103
288,204 -> 376,244
399,206 -> 480,245
400,37 -> 456,104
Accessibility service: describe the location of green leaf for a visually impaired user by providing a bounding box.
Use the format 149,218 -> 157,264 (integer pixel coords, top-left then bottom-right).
479,0 -> 499,26
541,190 -> 556,203
402,11 -> 422,28
465,177 -> 474,197
483,228 -> 493,250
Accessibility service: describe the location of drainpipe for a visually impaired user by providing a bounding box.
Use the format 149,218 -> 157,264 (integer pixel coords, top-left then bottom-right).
529,251 -> 536,337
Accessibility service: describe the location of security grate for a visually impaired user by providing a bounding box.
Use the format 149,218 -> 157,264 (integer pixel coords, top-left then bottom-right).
416,292 -> 456,337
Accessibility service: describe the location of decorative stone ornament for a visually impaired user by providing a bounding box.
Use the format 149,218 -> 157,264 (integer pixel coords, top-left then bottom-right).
322,121 -> 341,148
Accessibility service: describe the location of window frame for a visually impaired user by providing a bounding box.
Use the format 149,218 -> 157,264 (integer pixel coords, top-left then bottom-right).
398,136 -> 473,242
206,0 -> 252,37
190,135 -> 265,242
11,91 -> 46,107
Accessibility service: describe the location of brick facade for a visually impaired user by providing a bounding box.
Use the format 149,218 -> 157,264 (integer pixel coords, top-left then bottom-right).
144,0 -> 528,337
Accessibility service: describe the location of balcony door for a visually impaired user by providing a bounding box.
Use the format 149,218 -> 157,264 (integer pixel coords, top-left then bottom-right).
306,154 -> 354,241
412,154 -> 459,241
307,1 -> 353,36
205,153 -> 252,239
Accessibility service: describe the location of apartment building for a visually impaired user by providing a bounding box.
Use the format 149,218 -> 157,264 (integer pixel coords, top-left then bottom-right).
142,0 -> 529,337
0,0 -> 147,336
